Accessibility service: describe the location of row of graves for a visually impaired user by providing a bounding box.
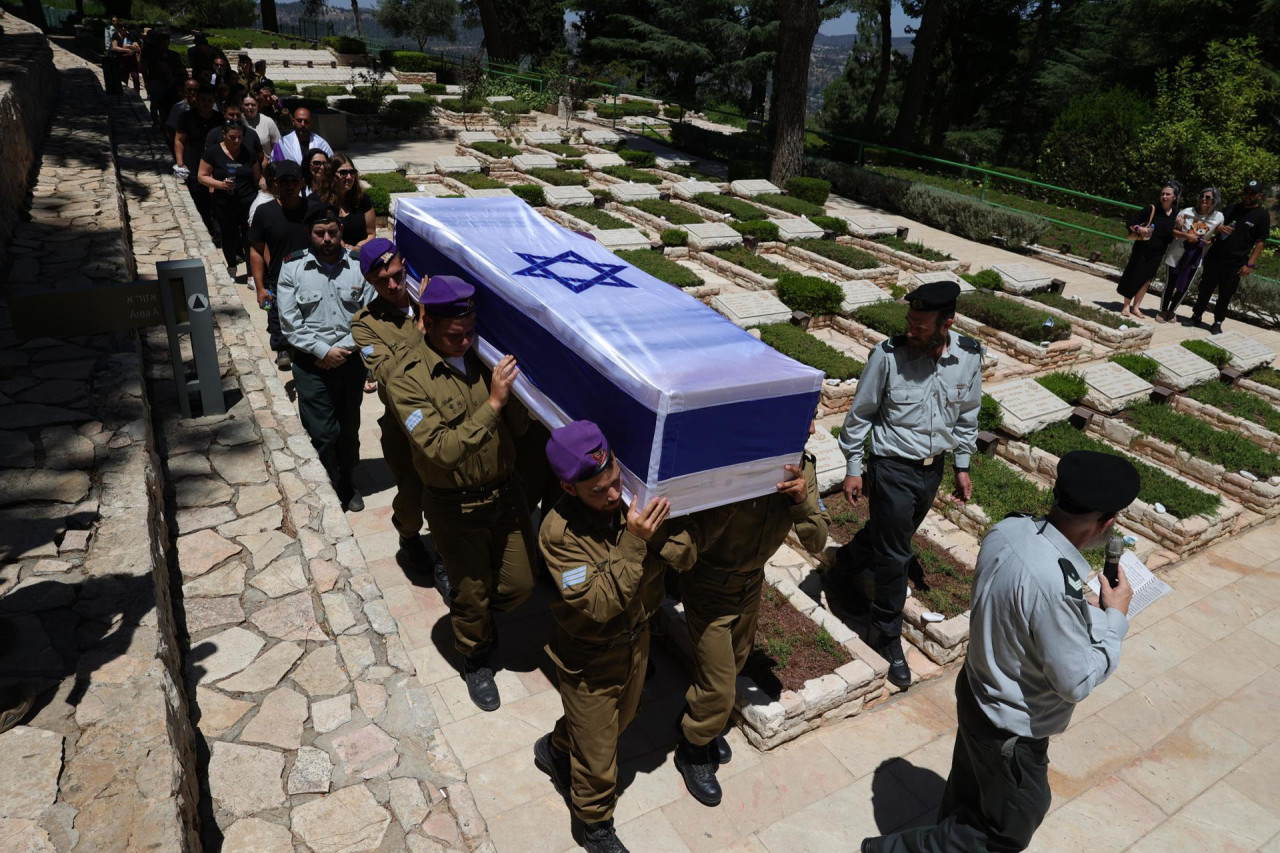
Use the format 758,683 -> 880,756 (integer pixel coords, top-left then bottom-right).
365,131 -> 1280,751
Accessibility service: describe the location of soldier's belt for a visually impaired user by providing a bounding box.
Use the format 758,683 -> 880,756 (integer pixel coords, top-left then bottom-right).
873,454 -> 942,468
426,474 -> 512,500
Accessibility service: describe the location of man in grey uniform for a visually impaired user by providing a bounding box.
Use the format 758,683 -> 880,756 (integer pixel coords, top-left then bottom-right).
862,450 -> 1139,853
833,281 -> 982,686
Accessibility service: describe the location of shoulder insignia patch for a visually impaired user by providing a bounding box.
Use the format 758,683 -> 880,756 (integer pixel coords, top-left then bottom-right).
404,408 -> 424,433
883,334 -> 906,352
284,248 -> 308,262
360,344 -> 375,362
348,248 -> 360,260
957,335 -> 982,353
561,565 -> 588,590
1058,558 -> 1084,600
817,495 -> 827,513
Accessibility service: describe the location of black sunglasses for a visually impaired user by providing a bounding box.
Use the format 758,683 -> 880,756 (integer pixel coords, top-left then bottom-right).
335,169 -> 356,177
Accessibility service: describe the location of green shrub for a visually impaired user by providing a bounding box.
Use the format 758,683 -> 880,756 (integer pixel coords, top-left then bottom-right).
853,301 -> 908,336
616,249 -> 703,288
1124,400 -> 1280,477
810,215 -> 848,236
439,97 -> 485,113
528,168 -> 589,187
692,192 -> 769,221
1181,339 -> 1231,368
538,142 -> 582,157
785,176 -> 831,205
627,198 -> 702,225
792,239 -> 881,271
1026,422 -> 1221,517
1029,292 -> 1126,329
1036,371 -> 1088,404
438,194 -> 465,198
730,221 -> 780,242
601,165 -> 662,184
618,149 -> 657,167
979,392 -> 1003,432
510,184 -> 546,207
594,103 -> 625,119
363,172 -> 416,193
663,104 -> 685,120
1186,382 -> 1280,434
468,140 -> 520,158
961,269 -> 1004,290
755,323 -> 864,380
272,82 -> 299,95
334,98 -> 379,115
660,228 -> 688,247
382,99 -> 434,131
302,84 -> 347,97
872,234 -> 952,262
756,193 -> 826,217
775,275 -> 844,316
958,291 -> 1072,343
559,158 -> 586,170
451,172 -> 507,190
365,185 -> 390,216
1109,353 -> 1160,382
941,453 -> 1050,533
712,247 -> 791,279
563,205 -> 632,230
621,99 -> 660,116
421,83 -> 448,95
321,35 -> 366,54
405,93 -> 439,105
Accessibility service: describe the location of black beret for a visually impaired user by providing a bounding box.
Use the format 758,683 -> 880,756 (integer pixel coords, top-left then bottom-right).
905,280 -> 960,312
1054,450 -> 1141,515
302,203 -> 341,228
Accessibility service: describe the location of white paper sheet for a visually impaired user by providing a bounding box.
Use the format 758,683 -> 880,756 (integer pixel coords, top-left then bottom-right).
1087,551 -> 1171,618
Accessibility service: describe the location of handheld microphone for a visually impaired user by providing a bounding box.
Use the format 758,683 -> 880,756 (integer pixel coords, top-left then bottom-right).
1103,535 -> 1124,588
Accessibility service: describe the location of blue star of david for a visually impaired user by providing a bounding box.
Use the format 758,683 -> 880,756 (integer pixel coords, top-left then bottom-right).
511,250 -> 635,294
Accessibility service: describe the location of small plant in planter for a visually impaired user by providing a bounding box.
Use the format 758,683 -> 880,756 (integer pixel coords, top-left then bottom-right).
775,274 -> 843,316
1108,353 -> 1161,382
1035,371 -> 1088,405
754,323 -> 863,380
1180,339 -> 1231,368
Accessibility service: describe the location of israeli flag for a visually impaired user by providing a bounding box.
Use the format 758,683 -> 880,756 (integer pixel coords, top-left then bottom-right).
395,197 -> 821,515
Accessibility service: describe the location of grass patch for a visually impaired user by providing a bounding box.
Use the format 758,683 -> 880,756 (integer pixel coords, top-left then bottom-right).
537,142 -> 583,157
852,301 -> 907,337
627,198 -> 703,225
601,165 -> 662,184
660,228 -> 688,247
871,234 -> 952,262
1122,400 -> 1280,478
958,290 -> 1071,344
562,205 -> 632,230
810,215 -> 848,236
364,172 -> 416,193
1186,382 -> 1280,434
467,140 -> 520,158
730,221 -> 780,241
1025,422 -> 1221,518
451,172 -> 508,190
1036,371 -> 1088,405
712,247 -> 792,279
528,168 -> 589,187
792,239 -> 882,271
510,184 -> 546,207
1181,339 -> 1231,368
1250,368 -> 1280,391
785,176 -> 831,205
961,269 -> 1004,290
1029,292 -> 1126,329
618,148 -> 657,167
756,193 -> 826,217
755,323 -> 864,380
438,98 -> 486,113
616,249 -> 702,288
979,392 -> 1003,432
693,192 -> 770,221
1109,353 -> 1161,383
776,275 -> 844,316
941,453 -> 1051,533
301,84 -> 347,97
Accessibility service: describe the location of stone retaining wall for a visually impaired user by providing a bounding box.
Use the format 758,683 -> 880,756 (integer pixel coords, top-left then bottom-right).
0,19 -> 58,273
951,314 -> 1083,369
692,250 -> 777,291
998,292 -> 1153,353
1171,394 -> 1280,456
771,245 -> 899,289
1240,377 -> 1280,407
840,236 -> 964,274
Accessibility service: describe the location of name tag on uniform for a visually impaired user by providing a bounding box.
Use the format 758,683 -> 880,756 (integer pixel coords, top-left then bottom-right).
440,396 -> 466,418
561,565 -> 587,589
404,409 -> 424,433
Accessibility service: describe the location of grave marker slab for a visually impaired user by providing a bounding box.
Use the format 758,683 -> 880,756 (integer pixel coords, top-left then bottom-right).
1147,344 -> 1219,390
805,430 -> 848,495
582,129 -> 621,146
730,179 -> 781,198
583,152 -> 626,169
395,84 -> 424,94
524,131 -> 564,145
485,95 -> 516,105
608,183 -> 661,204
542,185 -> 595,209
772,218 -> 825,241
592,228 -> 651,251
1210,330 -> 1276,371
672,180 -> 722,201
462,187 -> 517,198
656,156 -> 693,170
512,153 -> 557,173
910,270 -> 971,294
1081,361 -> 1152,413
711,291 -> 793,328
351,156 -> 398,174
434,156 -> 481,174
839,281 -> 891,315
457,130 -> 498,145
988,378 -> 1074,436
991,262 -> 1052,295
842,212 -> 897,237
682,222 -> 742,251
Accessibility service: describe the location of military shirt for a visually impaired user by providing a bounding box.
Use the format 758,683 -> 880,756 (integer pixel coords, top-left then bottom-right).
351,296 -> 420,405
277,249 -> 375,359
540,497 -> 697,645
965,515 -> 1128,738
837,330 -> 983,477
383,341 -> 528,490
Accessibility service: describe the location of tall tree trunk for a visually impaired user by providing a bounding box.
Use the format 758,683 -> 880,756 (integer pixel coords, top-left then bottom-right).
891,0 -> 945,147
865,0 -> 892,130
261,0 -> 280,34
473,0 -> 515,64
769,0 -> 821,185
351,0 -> 363,37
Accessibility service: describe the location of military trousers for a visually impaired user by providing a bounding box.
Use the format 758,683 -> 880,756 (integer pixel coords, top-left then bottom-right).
425,483 -> 535,658
378,408 -> 424,539
291,353 -> 364,500
866,672 -> 1052,853
549,625 -> 649,823
841,456 -> 943,640
679,565 -> 763,746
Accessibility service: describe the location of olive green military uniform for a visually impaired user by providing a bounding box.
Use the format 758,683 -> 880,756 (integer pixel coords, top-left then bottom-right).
385,339 -> 535,657
679,456 -> 829,745
540,499 -> 697,824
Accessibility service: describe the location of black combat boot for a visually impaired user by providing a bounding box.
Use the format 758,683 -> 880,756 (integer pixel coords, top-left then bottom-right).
396,533 -> 431,573
533,733 -> 571,798
573,818 -> 629,853
463,655 -> 500,711
425,536 -> 452,603
674,737 -> 722,806
714,733 -> 733,765
870,632 -> 912,688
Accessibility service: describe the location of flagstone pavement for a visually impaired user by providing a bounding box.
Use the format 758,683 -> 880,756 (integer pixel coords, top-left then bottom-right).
222,188 -> 1280,853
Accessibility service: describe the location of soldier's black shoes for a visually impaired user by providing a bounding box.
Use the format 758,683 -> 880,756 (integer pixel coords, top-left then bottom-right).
275,350 -> 291,370
873,635 -> 912,688
714,733 -> 733,765
344,490 -> 364,513
397,535 -> 430,571
463,658 -> 501,711
573,818 -> 629,853
433,559 -> 452,603
533,733 -> 571,798
674,738 -> 722,806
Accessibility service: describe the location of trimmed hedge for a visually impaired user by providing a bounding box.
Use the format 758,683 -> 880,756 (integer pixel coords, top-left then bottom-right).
563,205 -> 632,230
785,176 -> 831,205
273,82 -> 299,95
539,143 -> 582,157
756,193 -> 825,217
660,228 -> 688,247
1109,353 -> 1161,382
961,269 -> 1004,290
334,98 -> 379,116
873,234 -> 952,262
1030,292 -> 1125,329
775,275 -> 844,316
439,98 -> 485,113
616,249 -> 703,288
712,247 -> 791,279
663,104 -> 685,120
1026,422 -> 1222,518
321,35 -> 366,54
382,99 -> 434,131
1187,382 -> 1280,434
601,165 -> 662,184
979,392 -> 1003,432
755,323 -> 864,380
302,84 -> 347,97
810,215 -> 848,236
364,172 -> 416,193
1124,400 -> 1280,477
730,221 -> 780,241
365,186 -> 390,216
692,192 -> 769,221
559,158 -> 587,170
510,184 -> 546,207
617,148 -> 657,167
958,290 -> 1072,343
853,301 -> 908,337
468,140 -> 520,158
528,168 -> 589,187
452,172 -> 508,190
627,198 -> 703,225
1181,339 -> 1231,368
792,239 -> 881,271
1036,371 -> 1088,404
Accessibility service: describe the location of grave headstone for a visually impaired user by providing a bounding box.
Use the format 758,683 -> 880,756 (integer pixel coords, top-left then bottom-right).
583,152 -> 626,169
542,185 -> 596,209
911,269 -> 973,295
711,291 -> 793,328
672,180 -> 722,201
988,378 -> 1074,437
841,212 -> 897,237
592,228 -> 651,251
730,179 -> 781,198
524,131 -> 564,146
351,156 -> 399,174
682,222 -> 743,251
1146,344 -> 1219,390
395,84 -> 424,94
462,187 -> 517,198
805,429 -> 848,495
990,262 -> 1052,295
1081,361 -> 1153,414
457,130 -> 498,145
1209,330 -> 1276,371
656,156 -> 693,170
512,153 -> 557,173
582,129 -> 621,146
839,281 -> 891,315
771,218 -> 825,241
485,95 -> 516,105
434,156 -> 481,174
608,183 -> 661,204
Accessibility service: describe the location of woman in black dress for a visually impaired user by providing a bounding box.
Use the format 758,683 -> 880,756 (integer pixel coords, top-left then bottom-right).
322,154 -> 377,249
1117,181 -> 1179,319
198,122 -> 262,276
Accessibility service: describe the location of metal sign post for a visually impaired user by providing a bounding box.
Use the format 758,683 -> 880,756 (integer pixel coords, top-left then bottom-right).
157,259 -> 225,417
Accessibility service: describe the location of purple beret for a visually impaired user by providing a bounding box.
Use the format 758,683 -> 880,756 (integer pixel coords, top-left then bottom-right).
547,421 -> 612,483
359,237 -> 397,276
417,275 -> 475,316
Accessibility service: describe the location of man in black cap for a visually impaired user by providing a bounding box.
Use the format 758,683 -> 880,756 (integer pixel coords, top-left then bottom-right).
277,203 -> 376,512
1189,178 -> 1272,334
862,449 -> 1138,853
832,280 -> 983,687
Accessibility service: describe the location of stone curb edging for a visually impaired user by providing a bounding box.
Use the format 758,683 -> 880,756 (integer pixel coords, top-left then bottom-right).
997,291 -> 1153,352
840,235 -> 964,274
951,314 -> 1084,370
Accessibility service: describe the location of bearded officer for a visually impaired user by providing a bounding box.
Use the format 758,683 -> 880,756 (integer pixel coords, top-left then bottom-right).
350,238 -> 450,598
832,280 -> 982,687
863,450 -> 1139,852
383,275 -> 535,711
674,420 -> 829,807
533,421 -> 697,853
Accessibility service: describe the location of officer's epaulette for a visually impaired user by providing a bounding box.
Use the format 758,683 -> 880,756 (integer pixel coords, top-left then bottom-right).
956,335 -> 982,353
1058,558 -> 1085,600
803,450 -> 817,466
1004,511 -> 1034,519
348,248 -> 360,260
283,248 -> 308,263
882,334 -> 907,352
